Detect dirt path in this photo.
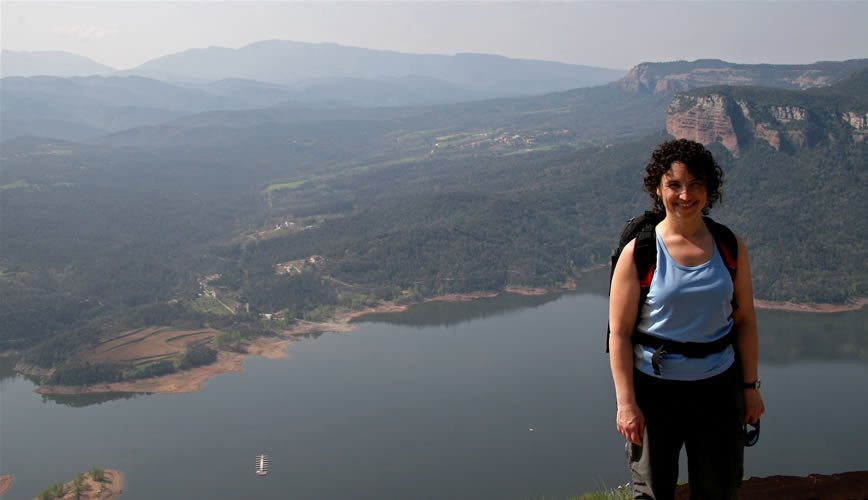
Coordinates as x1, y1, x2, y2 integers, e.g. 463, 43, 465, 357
214, 296, 236, 315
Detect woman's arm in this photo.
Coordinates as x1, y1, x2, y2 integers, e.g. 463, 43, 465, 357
732, 235, 765, 424
609, 239, 645, 445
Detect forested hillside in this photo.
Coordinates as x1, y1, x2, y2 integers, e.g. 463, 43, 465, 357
1, 61, 865, 380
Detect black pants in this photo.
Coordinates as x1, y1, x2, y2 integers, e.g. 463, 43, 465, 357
628, 364, 745, 500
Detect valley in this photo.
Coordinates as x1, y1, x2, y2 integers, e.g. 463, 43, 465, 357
1, 57, 866, 392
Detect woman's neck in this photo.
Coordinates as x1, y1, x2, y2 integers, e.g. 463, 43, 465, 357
659, 213, 706, 238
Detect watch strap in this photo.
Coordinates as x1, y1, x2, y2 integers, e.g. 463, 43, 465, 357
743, 379, 761, 390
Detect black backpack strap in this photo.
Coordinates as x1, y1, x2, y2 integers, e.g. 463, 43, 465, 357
606, 212, 660, 353
633, 221, 658, 292
632, 218, 658, 337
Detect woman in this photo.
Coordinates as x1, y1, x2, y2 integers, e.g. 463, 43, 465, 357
609, 139, 765, 499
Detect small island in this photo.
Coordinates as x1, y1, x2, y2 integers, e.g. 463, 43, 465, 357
34, 468, 123, 500
0, 475, 14, 497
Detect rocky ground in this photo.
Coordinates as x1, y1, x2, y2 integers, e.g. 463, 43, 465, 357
676, 471, 868, 499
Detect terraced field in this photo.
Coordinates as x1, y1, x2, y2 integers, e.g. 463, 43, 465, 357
89, 327, 217, 365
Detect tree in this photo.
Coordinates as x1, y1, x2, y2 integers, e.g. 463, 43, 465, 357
90, 467, 105, 482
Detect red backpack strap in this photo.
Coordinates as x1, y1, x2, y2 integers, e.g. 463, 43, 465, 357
704, 217, 738, 276
704, 217, 740, 309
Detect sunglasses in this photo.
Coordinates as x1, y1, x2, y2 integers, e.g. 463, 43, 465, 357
744, 420, 760, 447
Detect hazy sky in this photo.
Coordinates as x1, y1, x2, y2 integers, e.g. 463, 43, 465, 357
2, 1, 867, 70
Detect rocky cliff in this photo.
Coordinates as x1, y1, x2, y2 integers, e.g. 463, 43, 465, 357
665, 69, 868, 155
620, 58, 868, 95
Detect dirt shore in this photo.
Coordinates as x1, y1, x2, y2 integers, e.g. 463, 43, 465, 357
31, 286, 563, 396
754, 298, 868, 313
33, 303, 403, 396
0, 475, 13, 498
35, 336, 299, 396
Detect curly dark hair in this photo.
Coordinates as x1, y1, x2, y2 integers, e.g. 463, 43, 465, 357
644, 139, 724, 214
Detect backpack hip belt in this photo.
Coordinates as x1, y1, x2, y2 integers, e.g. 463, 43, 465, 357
633, 328, 737, 376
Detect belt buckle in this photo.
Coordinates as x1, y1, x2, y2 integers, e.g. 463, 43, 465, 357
651, 345, 667, 376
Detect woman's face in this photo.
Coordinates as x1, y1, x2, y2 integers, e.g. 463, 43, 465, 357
656, 161, 708, 219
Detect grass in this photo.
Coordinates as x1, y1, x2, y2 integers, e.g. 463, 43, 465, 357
0, 180, 33, 190
165, 331, 214, 344
530, 484, 632, 500
435, 132, 470, 142
191, 295, 234, 315
45, 148, 73, 156
102, 327, 168, 352
107, 328, 148, 341
573, 486, 632, 500
264, 180, 306, 193
127, 353, 177, 364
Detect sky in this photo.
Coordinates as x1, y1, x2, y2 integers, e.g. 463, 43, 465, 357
2, 1, 867, 71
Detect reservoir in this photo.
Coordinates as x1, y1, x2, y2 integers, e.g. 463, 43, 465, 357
1, 270, 866, 499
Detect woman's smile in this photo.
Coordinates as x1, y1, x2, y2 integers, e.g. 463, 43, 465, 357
656, 161, 708, 217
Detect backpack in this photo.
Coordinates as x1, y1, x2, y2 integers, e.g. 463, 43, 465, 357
606, 211, 739, 371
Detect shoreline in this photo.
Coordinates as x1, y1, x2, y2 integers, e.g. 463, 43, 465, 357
26, 268, 867, 396
30, 286, 569, 397
754, 297, 868, 313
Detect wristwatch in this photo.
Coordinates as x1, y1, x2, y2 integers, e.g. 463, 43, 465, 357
743, 379, 761, 390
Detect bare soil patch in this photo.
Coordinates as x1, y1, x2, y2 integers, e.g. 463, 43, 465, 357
89, 327, 217, 364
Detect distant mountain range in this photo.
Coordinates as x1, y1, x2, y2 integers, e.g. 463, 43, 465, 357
2, 41, 624, 101
1, 50, 116, 77
4, 57, 867, 146
118, 40, 625, 91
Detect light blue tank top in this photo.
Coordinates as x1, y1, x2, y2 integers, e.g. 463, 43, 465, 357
634, 227, 735, 380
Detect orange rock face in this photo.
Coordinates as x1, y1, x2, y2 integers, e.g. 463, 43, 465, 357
665, 94, 740, 155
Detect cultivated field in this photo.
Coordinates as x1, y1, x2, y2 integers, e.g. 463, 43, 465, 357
89, 327, 217, 365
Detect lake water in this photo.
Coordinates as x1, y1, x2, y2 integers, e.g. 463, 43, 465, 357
1, 270, 867, 499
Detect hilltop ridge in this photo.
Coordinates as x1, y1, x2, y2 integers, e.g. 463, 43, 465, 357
666, 68, 868, 155
618, 58, 868, 94
0, 50, 116, 77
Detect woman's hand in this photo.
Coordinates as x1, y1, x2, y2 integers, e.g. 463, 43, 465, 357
617, 402, 645, 445
743, 389, 765, 425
